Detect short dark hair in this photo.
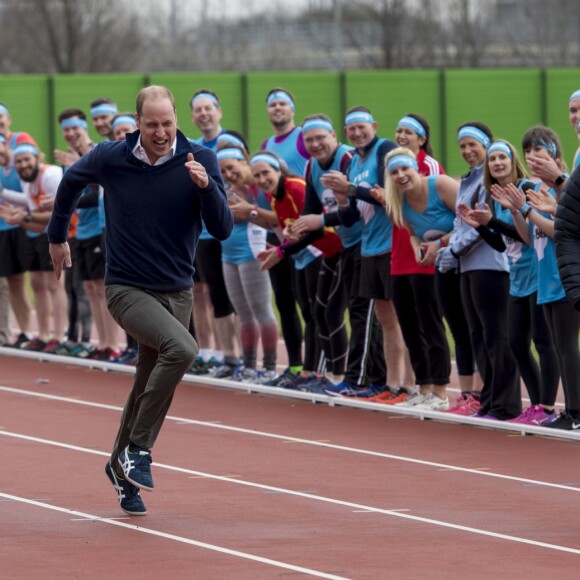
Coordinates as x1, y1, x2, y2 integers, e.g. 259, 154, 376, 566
90, 96, 116, 108
58, 108, 87, 123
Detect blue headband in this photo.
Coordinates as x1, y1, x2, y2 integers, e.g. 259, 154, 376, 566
13, 143, 38, 157
191, 93, 220, 108
0, 135, 5, 144
267, 91, 295, 112
532, 139, 558, 158
387, 154, 418, 173
217, 148, 246, 161
570, 90, 580, 102
397, 116, 426, 138
302, 119, 334, 133
250, 153, 281, 170
0, 105, 9, 116
345, 111, 374, 126
217, 133, 245, 149
457, 126, 491, 149
112, 115, 136, 129
90, 104, 118, 117
60, 118, 88, 131
487, 141, 512, 158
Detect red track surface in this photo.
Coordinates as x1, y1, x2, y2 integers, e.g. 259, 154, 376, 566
1, 355, 580, 579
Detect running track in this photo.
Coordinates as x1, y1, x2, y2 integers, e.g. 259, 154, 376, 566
1, 352, 580, 579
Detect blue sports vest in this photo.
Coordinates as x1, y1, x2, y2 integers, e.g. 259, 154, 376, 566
264, 127, 307, 176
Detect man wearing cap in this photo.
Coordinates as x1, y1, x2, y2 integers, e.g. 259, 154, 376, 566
0, 142, 67, 351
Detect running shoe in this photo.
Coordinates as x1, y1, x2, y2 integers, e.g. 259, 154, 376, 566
263, 368, 297, 388
506, 405, 552, 426
352, 385, 390, 399
414, 393, 450, 411
251, 369, 278, 384
118, 445, 154, 491
68, 343, 94, 358
24, 337, 47, 352
542, 411, 580, 430
41, 339, 61, 353
240, 368, 259, 382
7, 332, 32, 349
105, 461, 147, 516
212, 364, 236, 379
395, 391, 428, 407
370, 387, 408, 405
445, 394, 481, 416
111, 347, 138, 365
324, 380, 359, 397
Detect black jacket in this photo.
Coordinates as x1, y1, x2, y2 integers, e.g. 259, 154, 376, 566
555, 165, 580, 310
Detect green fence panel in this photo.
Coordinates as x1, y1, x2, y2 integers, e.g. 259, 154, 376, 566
444, 69, 543, 176
0, 75, 51, 157
344, 70, 444, 165
545, 68, 580, 169
52, 73, 145, 153
245, 71, 342, 154
149, 72, 244, 141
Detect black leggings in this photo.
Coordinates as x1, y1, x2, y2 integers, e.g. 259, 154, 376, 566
460, 270, 521, 419
543, 300, 580, 415
508, 292, 559, 406
196, 238, 234, 319
435, 270, 474, 376
391, 274, 450, 385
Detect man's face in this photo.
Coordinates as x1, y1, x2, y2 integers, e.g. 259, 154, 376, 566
114, 122, 136, 142
0, 142, 10, 167
62, 120, 91, 153
136, 97, 177, 164
268, 99, 293, 130
303, 128, 338, 165
15, 153, 39, 182
0, 111, 11, 136
345, 121, 376, 150
191, 97, 222, 136
92, 113, 115, 138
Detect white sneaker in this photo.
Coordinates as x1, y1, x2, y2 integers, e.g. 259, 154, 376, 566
251, 369, 278, 384
395, 391, 428, 407
414, 393, 450, 411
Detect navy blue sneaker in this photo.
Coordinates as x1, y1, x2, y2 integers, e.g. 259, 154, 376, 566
105, 461, 147, 516
354, 385, 390, 399
324, 380, 360, 397
263, 367, 297, 387
118, 445, 154, 491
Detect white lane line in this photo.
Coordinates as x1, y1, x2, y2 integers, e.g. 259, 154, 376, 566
1, 429, 580, 556
0, 385, 578, 493
0, 492, 349, 580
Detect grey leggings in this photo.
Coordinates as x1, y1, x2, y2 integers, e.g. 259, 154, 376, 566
105, 284, 197, 463
222, 260, 278, 371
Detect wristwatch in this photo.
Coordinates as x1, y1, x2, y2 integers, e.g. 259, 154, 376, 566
554, 173, 569, 186
347, 183, 357, 197
24, 210, 32, 223
249, 205, 259, 220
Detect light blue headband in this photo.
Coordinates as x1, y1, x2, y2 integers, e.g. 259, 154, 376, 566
302, 119, 334, 133
191, 93, 220, 108
397, 116, 426, 138
267, 91, 295, 112
532, 139, 558, 158
90, 104, 118, 117
570, 90, 580, 102
0, 135, 6, 144
217, 148, 246, 161
13, 143, 38, 157
487, 141, 512, 158
112, 115, 136, 129
0, 105, 9, 116
345, 111, 374, 126
387, 154, 418, 173
250, 153, 281, 170
60, 118, 88, 131
217, 133, 245, 149
457, 126, 491, 149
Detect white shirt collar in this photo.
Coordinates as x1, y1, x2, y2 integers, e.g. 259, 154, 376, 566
132, 135, 177, 166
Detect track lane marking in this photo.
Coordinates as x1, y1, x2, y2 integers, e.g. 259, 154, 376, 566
0, 492, 349, 580
0, 385, 578, 493
1, 429, 580, 556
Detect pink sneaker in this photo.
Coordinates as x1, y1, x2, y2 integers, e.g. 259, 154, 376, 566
445, 394, 481, 416
506, 405, 551, 426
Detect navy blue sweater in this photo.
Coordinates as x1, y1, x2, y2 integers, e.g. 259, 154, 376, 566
47, 130, 233, 292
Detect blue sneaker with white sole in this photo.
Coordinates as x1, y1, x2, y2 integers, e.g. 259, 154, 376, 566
105, 461, 147, 516
118, 445, 154, 491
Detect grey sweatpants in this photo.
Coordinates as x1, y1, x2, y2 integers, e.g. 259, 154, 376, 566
105, 284, 198, 465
